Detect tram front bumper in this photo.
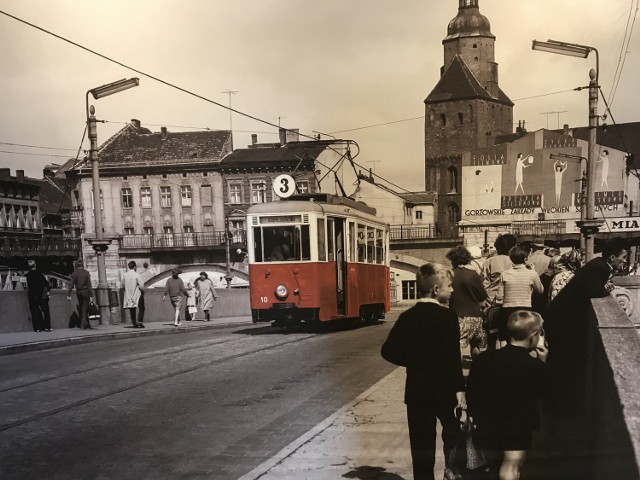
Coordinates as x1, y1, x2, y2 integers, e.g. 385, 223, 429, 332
252, 303, 318, 325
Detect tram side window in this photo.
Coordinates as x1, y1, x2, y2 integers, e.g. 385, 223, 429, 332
327, 219, 335, 261
348, 222, 356, 262
366, 226, 375, 263
252, 227, 263, 262
375, 228, 384, 264
357, 224, 366, 262
317, 219, 327, 261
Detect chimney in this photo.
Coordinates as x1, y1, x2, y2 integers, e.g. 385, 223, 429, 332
161, 126, 168, 140
563, 124, 570, 135
16, 170, 24, 181
285, 128, 300, 143
251, 134, 257, 145
43, 163, 60, 178
0, 168, 10, 178
279, 128, 287, 145
131, 119, 142, 130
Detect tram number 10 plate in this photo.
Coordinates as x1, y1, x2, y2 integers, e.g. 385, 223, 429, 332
260, 296, 269, 303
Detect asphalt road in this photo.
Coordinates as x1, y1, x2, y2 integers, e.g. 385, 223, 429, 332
0, 313, 399, 480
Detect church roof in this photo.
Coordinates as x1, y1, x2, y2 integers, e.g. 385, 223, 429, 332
425, 55, 513, 106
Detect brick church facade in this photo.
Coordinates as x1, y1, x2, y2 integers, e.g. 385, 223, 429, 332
424, 0, 513, 237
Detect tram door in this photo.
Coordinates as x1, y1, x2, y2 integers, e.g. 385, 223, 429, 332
330, 217, 346, 314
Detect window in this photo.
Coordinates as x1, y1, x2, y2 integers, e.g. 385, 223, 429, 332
375, 229, 385, 264
183, 225, 194, 233
180, 185, 192, 207
296, 181, 310, 194
446, 203, 460, 224
121, 188, 133, 208
140, 187, 151, 208
440, 113, 447, 126
317, 219, 326, 261
357, 224, 366, 262
229, 183, 242, 204
163, 226, 174, 234
415, 210, 423, 220
124, 227, 134, 235
203, 172, 208, 177
366, 226, 375, 263
252, 225, 310, 262
72, 190, 80, 208
448, 166, 458, 193
458, 113, 463, 125
162, 174, 168, 179
182, 173, 188, 178
143, 226, 154, 235
160, 186, 171, 208
402, 280, 417, 300
201, 185, 212, 207
230, 220, 245, 243
251, 181, 267, 203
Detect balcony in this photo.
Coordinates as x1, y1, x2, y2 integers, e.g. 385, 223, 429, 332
120, 231, 247, 250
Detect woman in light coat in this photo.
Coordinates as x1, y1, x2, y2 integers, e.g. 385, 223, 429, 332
196, 272, 218, 321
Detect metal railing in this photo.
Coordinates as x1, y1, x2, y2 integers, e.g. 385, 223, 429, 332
120, 231, 246, 249
389, 224, 460, 240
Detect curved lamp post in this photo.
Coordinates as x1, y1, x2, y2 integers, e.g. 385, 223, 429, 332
86, 78, 139, 324
532, 39, 603, 261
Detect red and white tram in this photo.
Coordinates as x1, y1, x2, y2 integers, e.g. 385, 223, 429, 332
246, 193, 390, 327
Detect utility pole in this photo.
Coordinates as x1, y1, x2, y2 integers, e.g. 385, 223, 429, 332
221, 90, 238, 148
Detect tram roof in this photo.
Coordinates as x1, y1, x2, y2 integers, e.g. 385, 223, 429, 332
247, 194, 380, 220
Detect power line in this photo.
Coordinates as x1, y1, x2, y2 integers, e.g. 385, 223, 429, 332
0, 149, 73, 159
0, 141, 78, 152
329, 116, 424, 135
608, 0, 639, 107
0, 9, 316, 142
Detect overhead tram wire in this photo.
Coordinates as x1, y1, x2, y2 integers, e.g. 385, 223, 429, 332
0, 9, 319, 144
607, 0, 639, 107
0, 141, 78, 152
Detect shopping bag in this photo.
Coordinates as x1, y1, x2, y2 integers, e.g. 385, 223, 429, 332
88, 301, 100, 321
464, 417, 487, 470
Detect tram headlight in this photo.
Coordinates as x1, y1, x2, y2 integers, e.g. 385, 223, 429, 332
275, 284, 288, 300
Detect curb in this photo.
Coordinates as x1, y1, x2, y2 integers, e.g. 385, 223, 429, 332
0, 319, 254, 356
237, 367, 404, 480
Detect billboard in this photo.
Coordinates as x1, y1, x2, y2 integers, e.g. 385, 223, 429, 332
461, 130, 626, 222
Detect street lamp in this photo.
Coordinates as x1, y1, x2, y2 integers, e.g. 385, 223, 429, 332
86, 78, 140, 324
550, 153, 587, 252
532, 39, 603, 261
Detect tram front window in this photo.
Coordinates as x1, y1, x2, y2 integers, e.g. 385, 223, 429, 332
254, 225, 310, 262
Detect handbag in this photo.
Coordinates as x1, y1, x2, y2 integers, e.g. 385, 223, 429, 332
482, 297, 501, 332
88, 301, 100, 320
463, 417, 487, 470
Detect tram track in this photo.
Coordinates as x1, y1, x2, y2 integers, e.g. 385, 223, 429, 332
0, 330, 320, 433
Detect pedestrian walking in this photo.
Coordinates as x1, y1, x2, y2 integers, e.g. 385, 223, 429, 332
26, 260, 51, 332
381, 263, 466, 480
163, 269, 188, 326
196, 272, 218, 321
495, 245, 543, 346
185, 282, 197, 321
123, 261, 145, 328
467, 310, 548, 480
67, 260, 94, 329
446, 246, 489, 358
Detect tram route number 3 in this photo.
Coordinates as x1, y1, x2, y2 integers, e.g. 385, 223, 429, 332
273, 174, 296, 199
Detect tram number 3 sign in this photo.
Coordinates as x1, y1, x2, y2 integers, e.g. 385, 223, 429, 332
273, 174, 296, 199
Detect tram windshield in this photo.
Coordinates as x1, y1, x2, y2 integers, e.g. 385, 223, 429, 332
252, 225, 310, 262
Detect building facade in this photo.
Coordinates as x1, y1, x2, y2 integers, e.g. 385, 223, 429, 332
424, 0, 513, 237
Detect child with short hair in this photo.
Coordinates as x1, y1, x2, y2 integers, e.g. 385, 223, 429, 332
381, 263, 466, 480
467, 310, 548, 480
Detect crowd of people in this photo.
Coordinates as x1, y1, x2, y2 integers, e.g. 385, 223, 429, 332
382, 236, 631, 480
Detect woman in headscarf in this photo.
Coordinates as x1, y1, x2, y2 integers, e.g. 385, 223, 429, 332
196, 272, 218, 321
548, 250, 582, 303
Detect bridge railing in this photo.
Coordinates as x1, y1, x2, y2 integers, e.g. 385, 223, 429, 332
120, 231, 246, 249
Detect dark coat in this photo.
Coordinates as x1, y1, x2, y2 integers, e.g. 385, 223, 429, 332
467, 344, 545, 449
381, 301, 464, 404
449, 267, 488, 318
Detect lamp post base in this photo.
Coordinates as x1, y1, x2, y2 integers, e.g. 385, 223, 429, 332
87, 238, 113, 325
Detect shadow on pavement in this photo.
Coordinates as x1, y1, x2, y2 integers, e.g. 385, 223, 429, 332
342, 465, 407, 479
232, 320, 384, 336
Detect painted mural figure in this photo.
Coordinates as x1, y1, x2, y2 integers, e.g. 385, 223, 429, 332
553, 160, 568, 207
596, 149, 610, 189
515, 153, 533, 195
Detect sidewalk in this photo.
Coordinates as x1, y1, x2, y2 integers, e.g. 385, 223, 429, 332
0, 315, 253, 356
239, 367, 445, 480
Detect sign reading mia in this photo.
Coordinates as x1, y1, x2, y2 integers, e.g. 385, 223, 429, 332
610, 218, 640, 232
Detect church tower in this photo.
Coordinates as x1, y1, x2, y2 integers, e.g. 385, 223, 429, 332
424, 0, 513, 237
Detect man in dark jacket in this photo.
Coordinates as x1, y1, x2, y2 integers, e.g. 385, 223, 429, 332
26, 260, 51, 332
381, 263, 466, 480
67, 260, 94, 329
544, 238, 628, 412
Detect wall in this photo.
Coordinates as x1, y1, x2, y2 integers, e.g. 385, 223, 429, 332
0, 288, 251, 333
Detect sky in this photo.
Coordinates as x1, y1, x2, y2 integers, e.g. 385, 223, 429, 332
0, 0, 638, 192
